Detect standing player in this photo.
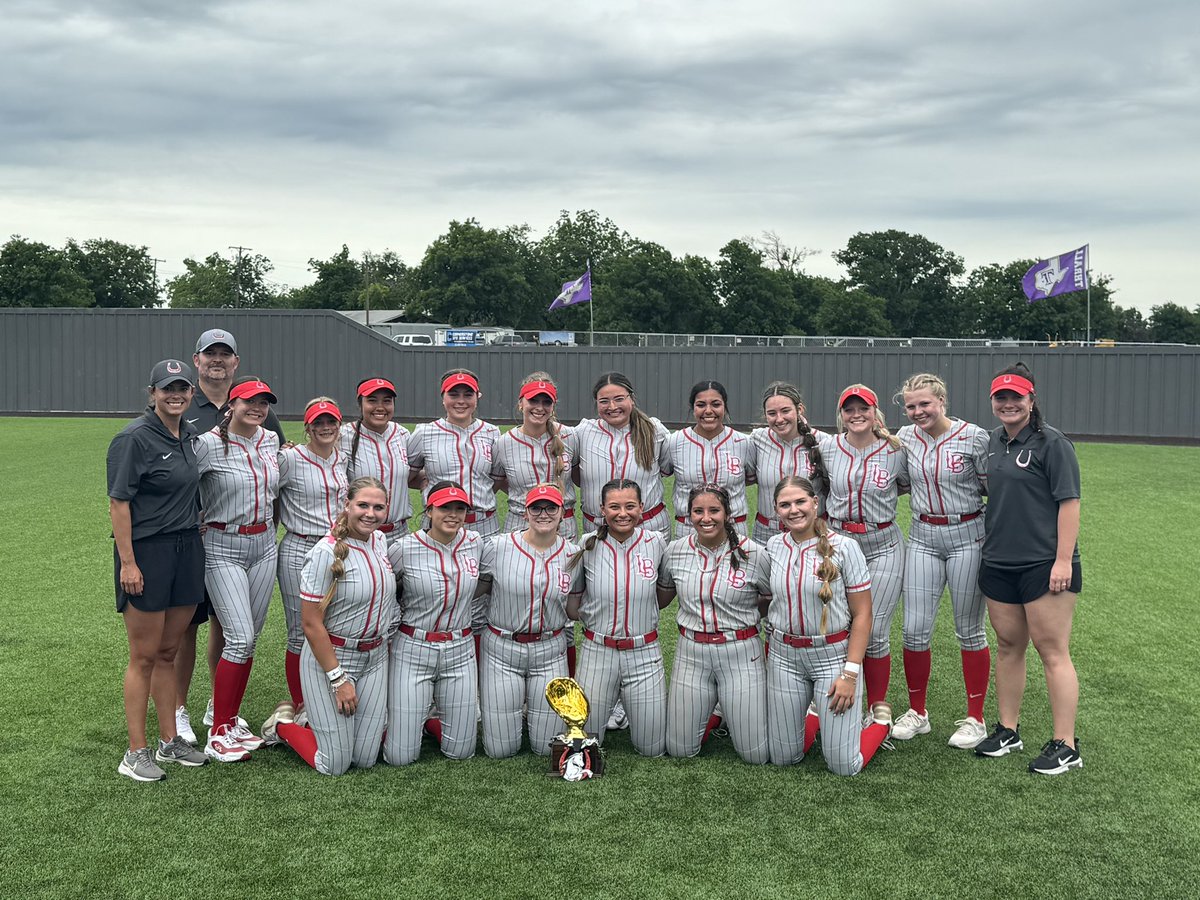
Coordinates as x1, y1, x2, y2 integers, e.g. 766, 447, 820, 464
275, 398, 349, 712
340, 377, 413, 546
975, 364, 1083, 775
108, 360, 209, 780
175, 328, 285, 744
893, 373, 992, 749
566, 479, 668, 756
385, 481, 493, 765
750, 382, 829, 545
667, 381, 756, 538
816, 385, 908, 711
196, 377, 281, 762
492, 373, 578, 537
480, 484, 579, 758
659, 484, 771, 764
574, 372, 671, 538
764, 476, 892, 775
260, 478, 395, 776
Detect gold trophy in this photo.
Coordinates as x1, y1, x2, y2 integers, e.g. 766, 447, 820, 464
545, 677, 604, 779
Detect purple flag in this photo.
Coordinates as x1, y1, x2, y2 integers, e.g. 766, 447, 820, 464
1022, 245, 1089, 302
549, 268, 592, 310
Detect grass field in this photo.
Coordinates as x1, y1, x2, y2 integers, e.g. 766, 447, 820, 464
2, 419, 1197, 899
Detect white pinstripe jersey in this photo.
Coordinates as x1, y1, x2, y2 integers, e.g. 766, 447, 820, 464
409, 418, 502, 512
570, 527, 666, 637
750, 427, 826, 514
816, 432, 909, 523
574, 417, 671, 520
277, 445, 349, 537
897, 419, 989, 516
667, 426, 756, 521
487, 533, 579, 634
300, 531, 396, 641
195, 428, 280, 525
658, 535, 770, 632
388, 528, 494, 633
339, 422, 413, 525
764, 531, 872, 636
490, 425, 578, 514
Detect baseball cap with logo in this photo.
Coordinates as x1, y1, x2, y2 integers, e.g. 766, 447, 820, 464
150, 359, 195, 389
519, 380, 557, 402
428, 485, 472, 508
838, 385, 879, 409
303, 401, 342, 424
524, 484, 564, 508
990, 374, 1035, 397
229, 378, 277, 403
196, 329, 238, 354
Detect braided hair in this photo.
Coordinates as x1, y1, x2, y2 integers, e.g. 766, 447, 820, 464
321, 476, 388, 612
761, 381, 829, 491
593, 372, 658, 471
687, 483, 747, 571
569, 478, 643, 570
774, 475, 839, 634
994, 362, 1043, 432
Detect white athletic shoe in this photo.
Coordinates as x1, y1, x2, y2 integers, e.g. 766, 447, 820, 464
228, 722, 264, 751
205, 724, 251, 763
869, 701, 893, 733
605, 699, 629, 732
261, 701, 296, 747
295, 704, 310, 728
891, 708, 932, 740
175, 705, 198, 745
203, 698, 248, 729
948, 716, 988, 750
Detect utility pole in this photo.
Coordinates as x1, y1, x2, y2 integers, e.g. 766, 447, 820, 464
229, 245, 252, 307
151, 258, 166, 307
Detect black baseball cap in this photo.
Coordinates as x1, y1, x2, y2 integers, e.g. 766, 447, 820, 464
150, 359, 195, 389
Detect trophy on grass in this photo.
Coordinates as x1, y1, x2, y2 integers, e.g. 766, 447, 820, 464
545, 677, 605, 780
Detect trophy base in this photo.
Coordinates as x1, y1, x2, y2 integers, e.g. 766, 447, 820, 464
548, 736, 605, 778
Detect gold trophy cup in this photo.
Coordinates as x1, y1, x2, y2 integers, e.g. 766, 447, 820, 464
545, 677, 604, 778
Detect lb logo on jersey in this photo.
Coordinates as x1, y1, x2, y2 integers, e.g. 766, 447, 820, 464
727, 568, 747, 589
557, 571, 573, 594
867, 463, 891, 489
721, 451, 743, 476
462, 556, 480, 577
635, 555, 656, 580
479, 441, 493, 462
944, 452, 966, 474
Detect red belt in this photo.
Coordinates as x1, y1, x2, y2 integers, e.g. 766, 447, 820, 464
919, 511, 982, 526
676, 514, 748, 524
583, 501, 665, 525
830, 518, 893, 534
288, 531, 320, 540
328, 633, 384, 652
377, 522, 396, 534
488, 625, 564, 644
206, 521, 269, 535
678, 625, 759, 644
778, 629, 850, 648
465, 509, 496, 525
583, 628, 658, 650
400, 623, 471, 643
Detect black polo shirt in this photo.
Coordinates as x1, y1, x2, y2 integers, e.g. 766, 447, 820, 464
982, 423, 1081, 568
107, 411, 202, 540
185, 390, 285, 442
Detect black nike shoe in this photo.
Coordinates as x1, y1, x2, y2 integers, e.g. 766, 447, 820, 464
974, 723, 1023, 757
1028, 738, 1083, 775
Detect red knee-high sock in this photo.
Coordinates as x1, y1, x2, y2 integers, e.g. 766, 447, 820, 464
701, 713, 723, 744
566, 643, 577, 677
961, 647, 991, 720
277, 721, 318, 769
285, 651, 303, 707
803, 708, 820, 754
424, 717, 444, 742
863, 654, 891, 706
860, 722, 890, 767
213, 657, 253, 727
903, 648, 932, 715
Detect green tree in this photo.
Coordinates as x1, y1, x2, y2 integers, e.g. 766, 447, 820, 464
715, 240, 796, 335
834, 230, 966, 336
964, 261, 1116, 341
0, 236, 91, 307
813, 280, 893, 336
167, 251, 280, 309
65, 238, 159, 308
1112, 306, 1149, 342
580, 241, 719, 335
538, 210, 631, 274
1148, 303, 1200, 344
290, 245, 363, 310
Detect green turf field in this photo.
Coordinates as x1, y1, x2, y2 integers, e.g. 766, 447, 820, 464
2, 419, 1197, 899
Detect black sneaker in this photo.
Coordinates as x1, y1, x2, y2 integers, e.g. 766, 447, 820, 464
974, 723, 1023, 757
1028, 738, 1082, 775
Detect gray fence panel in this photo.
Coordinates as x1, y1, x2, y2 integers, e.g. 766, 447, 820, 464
1, 309, 1196, 441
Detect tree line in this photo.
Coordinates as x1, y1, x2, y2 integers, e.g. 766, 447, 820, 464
3, 212, 1198, 343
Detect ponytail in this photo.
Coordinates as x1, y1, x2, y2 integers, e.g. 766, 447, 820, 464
218, 406, 232, 456
798, 419, 828, 489
872, 413, 903, 450
546, 417, 568, 484
813, 517, 839, 634
349, 417, 364, 465
320, 512, 352, 613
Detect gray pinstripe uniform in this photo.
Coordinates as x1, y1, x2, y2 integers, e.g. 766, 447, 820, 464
339, 421, 413, 547
898, 420, 990, 652
667, 426, 756, 538
480, 533, 579, 758
817, 432, 908, 658
569, 527, 667, 756
659, 535, 771, 764
276, 445, 349, 654
385, 528, 493, 765
575, 417, 672, 537
491, 424, 578, 537
409, 418, 502, 537
763, 531, 873, 774
196, 428, 280, 664
298, 532, 395, 775
750, 427, 826, 545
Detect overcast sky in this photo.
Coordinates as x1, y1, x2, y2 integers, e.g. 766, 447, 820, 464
3, 0, 1196, 313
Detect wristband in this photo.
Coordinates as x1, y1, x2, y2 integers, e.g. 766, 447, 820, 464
326, 665, 345, 683
842, 661, 861, 675
330, 674, 351, 691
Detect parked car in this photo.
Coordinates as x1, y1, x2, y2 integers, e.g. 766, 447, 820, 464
393, 333, 434, 346
539, 331, 576, 346
492, 334, 535, 346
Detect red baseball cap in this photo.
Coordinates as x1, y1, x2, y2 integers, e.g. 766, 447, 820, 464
990, 374, 1035, 397
428, 485, 472, 508
441, 372, 480, 393
519, 380, 557, 401
524, 484, 564, 508
357, 378, 396, 398
303, 401, 342, 424
229, 379, 277, 403
838, 386, 878, 408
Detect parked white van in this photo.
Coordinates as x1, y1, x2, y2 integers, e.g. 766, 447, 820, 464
393, 333, 435, 346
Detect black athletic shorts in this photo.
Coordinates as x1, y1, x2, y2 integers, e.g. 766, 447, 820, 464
114, 530, 205, 614
978, 560, 1082, 606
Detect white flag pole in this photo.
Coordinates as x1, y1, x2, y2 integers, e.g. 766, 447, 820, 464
1085, 244, 1092, 345
588, 259, 594, 347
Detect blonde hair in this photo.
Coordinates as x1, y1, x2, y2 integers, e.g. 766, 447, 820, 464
321, 477, 388, 612
774, 475, 839, 633
837, 383, 901, 449
518, 371, 568, 486
895, 373, 948, 412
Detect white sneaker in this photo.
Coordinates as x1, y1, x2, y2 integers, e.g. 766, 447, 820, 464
948, 716, 988, 749
203, 698, 247, 729
295, 704, 309, 728
261, 701, 295, 746
228, 722, 264, 751
175, 705, 198, 745
891, 708, 931, 740
605, 699, 629, 732
204, 724, 250, 763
